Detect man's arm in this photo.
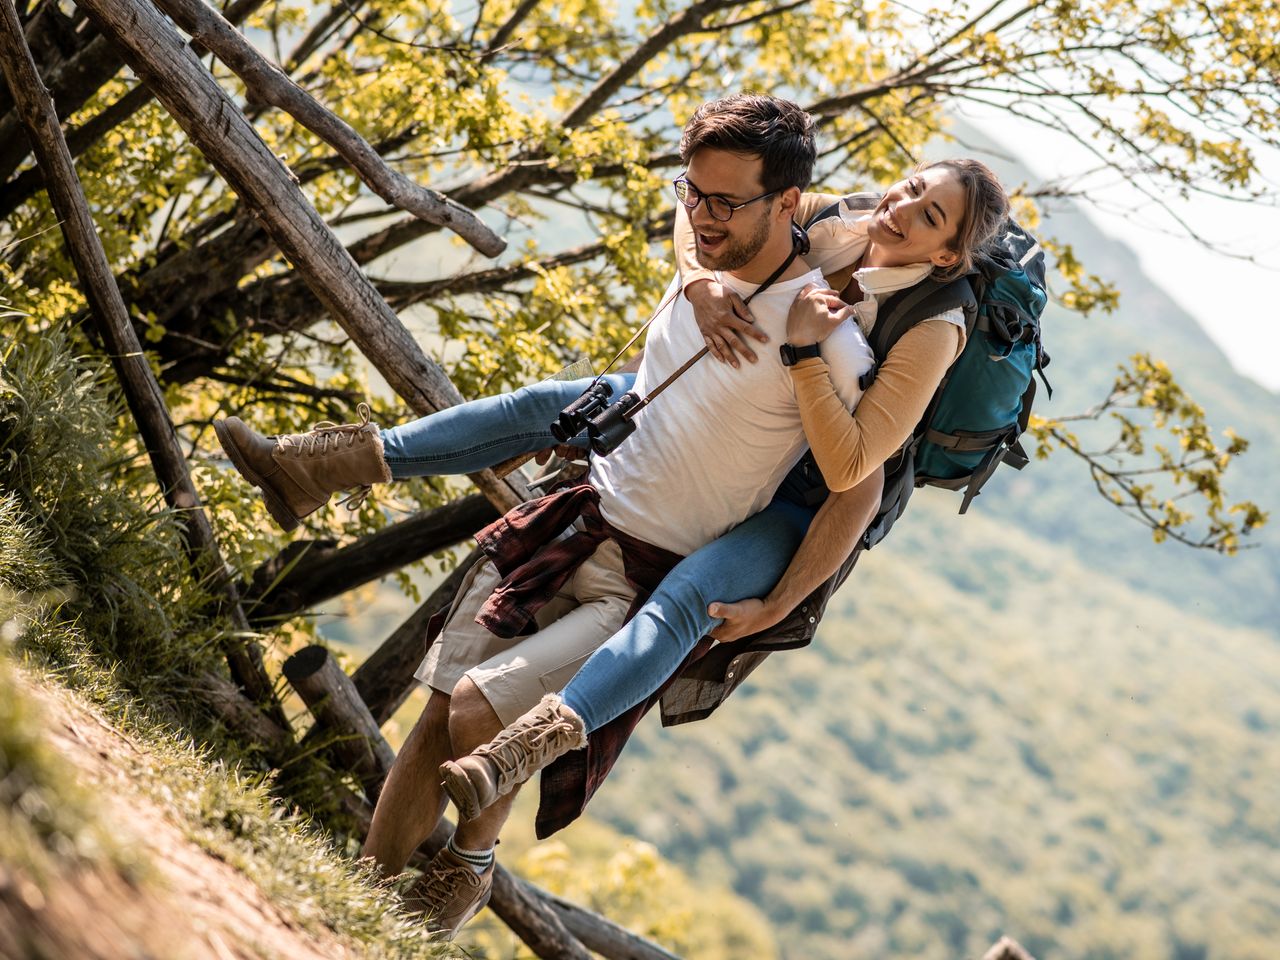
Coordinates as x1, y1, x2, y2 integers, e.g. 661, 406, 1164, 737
708, 465, 884, 642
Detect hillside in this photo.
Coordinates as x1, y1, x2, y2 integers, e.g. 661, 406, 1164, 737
962, 144, 1280, 631
0, 660, 455, 960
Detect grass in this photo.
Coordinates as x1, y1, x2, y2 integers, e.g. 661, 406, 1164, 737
0, 319, 457, 958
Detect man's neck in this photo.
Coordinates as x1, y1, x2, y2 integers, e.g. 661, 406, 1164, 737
727, 225, 809, 285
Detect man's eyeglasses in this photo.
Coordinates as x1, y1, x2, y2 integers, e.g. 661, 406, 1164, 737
672, 176, 778, 222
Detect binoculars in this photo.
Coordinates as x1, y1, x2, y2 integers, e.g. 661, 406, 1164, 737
550, 381, 641, 455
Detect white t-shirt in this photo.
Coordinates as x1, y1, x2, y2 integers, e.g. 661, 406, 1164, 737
588, 268, 875, 555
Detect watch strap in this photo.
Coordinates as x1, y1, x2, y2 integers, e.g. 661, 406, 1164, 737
780, 342, 821, 366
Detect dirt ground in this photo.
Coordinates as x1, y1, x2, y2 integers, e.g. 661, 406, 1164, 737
1, 675, 365, 960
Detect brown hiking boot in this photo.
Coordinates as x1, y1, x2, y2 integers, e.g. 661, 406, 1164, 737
440, 694, 587, 822
406, 846, 494, 938
213, 403, 391, 531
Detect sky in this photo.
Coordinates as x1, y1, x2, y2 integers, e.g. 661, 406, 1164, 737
960, 104, 1280, 393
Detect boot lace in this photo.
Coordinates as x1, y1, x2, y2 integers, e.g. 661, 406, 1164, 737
420, 857, 479, 908
291, 402, 374, 458
282, 402, 375, 512
483, 713, 579, 784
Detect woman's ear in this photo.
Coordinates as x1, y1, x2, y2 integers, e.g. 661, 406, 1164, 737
931, 247, 960, 268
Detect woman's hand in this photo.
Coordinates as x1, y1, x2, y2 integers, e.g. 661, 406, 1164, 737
707, 598, 785, 643
786, 283, 856, 347
686, 279, 768, 368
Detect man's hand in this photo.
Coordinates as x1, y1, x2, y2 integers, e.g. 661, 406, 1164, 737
786, 283, 856, 347
686, 278, 768, 368
534, 444, 583, 465
708, 598, 785, 643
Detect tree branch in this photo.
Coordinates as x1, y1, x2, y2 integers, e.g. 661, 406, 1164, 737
73, 0, 528, 516
153, 0, 505, 257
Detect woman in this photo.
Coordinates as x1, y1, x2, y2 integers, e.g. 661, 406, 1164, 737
216, 156, 1008, 845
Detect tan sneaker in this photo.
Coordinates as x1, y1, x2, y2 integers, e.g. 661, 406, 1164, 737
440, 694, 586, 821
213, 402, 391, 531
406, 846, 494, 938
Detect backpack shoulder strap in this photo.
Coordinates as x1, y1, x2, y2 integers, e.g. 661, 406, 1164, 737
869, 276, 978, 365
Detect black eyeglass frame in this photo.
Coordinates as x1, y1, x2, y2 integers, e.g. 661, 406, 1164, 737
672, 176, 779, 222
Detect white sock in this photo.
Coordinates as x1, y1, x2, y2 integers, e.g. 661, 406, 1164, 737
447, 834, 495, 874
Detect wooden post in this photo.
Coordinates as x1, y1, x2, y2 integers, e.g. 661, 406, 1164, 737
243, 496, 497, 625
0, 0, 284, 725
983, 937, 1036, 960
283, 645, 396, 801
69, 0, 529, 517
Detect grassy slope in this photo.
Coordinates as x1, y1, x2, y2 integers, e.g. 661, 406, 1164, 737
0, 640, 461, 960
589, 494, 1280, 960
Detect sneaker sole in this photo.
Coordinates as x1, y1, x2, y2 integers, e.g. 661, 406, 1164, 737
213, 419, 301, 533
439, 761, 484, 822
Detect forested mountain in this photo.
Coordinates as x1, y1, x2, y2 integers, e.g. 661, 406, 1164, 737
591, 498, 1279, 959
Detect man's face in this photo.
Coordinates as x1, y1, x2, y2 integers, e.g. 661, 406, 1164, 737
865, 166, 966, 268
684, 148, 777, 272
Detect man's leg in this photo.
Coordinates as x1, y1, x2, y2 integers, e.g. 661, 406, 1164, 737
361, 690, 453, 875
446, 676, 518, 849
412, 541, 635, 935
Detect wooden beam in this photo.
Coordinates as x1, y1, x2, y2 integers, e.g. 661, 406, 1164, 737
244, 495, 496, 625
0, 0, 284, 725
70, 0, 529, 517
283, 645, 397, 802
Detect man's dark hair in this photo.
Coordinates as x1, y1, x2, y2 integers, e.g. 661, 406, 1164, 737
678, 94, 817, 194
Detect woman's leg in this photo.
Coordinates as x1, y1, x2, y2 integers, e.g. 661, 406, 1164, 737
380, 373, 635, 479
560, 498, 818, 732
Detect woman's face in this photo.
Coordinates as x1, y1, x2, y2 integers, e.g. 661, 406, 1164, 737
864, 167, 966, 268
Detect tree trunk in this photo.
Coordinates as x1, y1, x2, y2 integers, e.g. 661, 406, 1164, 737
71, 0, 528, 517
151, 0, 504, 256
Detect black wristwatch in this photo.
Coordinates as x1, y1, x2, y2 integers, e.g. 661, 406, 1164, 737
779, 342, 821, 366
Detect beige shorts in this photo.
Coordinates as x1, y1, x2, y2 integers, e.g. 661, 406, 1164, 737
415, 538, 635, 726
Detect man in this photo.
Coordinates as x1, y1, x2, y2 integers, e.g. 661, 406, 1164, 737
359, 94, 878, 934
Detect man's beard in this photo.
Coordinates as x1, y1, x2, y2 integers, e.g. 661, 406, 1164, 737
693, 211, 772, 271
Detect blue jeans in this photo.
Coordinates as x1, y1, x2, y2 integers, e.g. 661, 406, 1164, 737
379, 375, 823, 733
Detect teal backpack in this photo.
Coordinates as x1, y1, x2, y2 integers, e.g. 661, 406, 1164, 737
803, 196, 1050, 547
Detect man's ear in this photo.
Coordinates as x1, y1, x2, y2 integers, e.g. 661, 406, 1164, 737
777, 186, 802, 221
931, 247, 960, 268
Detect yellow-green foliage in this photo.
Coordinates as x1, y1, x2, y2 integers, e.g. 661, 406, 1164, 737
4, 0, 1271, 570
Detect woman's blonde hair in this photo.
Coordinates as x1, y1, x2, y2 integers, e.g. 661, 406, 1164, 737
920, 158, 1010, 281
